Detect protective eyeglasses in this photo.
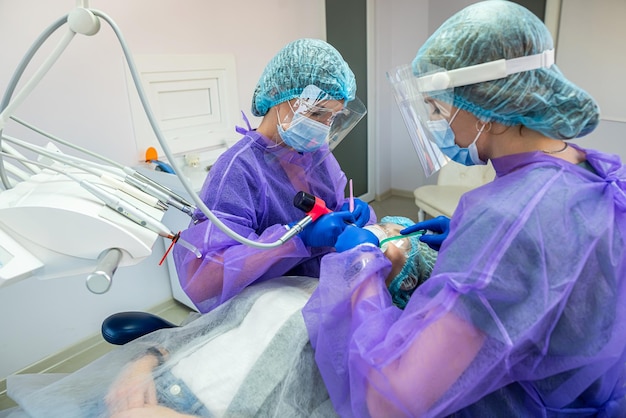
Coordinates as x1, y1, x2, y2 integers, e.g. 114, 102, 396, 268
282, 85, 367, 150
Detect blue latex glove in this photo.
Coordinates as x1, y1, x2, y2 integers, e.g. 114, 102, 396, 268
335, 225, 379, 253
340, 198, 371, 227
400, 216, 450, 251
298, 211, 356, 247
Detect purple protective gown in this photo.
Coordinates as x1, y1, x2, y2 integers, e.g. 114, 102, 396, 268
173, 130, 374, 313
304, 144, 626, 417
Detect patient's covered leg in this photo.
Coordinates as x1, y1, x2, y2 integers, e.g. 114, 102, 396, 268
7, 276, 337, 418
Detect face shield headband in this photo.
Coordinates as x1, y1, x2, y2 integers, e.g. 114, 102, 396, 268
276, 85, 366, 153
387, 49, 554, 177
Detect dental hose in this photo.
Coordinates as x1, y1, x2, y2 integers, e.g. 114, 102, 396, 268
0, 7, 300, 249
0, 151, 201, 259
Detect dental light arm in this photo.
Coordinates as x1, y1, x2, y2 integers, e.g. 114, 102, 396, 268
0, 15, 67, 188
10, 115, 123, 169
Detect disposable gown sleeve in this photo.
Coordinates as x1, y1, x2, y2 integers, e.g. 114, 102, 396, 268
304, 151, 626, 417
303, 245, 485, 418
174, 215, 313, 313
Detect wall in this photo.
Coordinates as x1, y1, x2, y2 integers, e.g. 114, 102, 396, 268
373, 0, 475, 195
0, 0, 325, 380
555, 0, 626, 159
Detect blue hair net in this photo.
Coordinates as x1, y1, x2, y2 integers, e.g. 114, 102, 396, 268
251, 38, 356, 117
412, 0, 599, 139
377, 216, 438, 309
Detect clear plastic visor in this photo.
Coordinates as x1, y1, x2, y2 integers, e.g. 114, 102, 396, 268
387, 50, 555, 176
387, 64, 454, 177
278, 85, 367, 151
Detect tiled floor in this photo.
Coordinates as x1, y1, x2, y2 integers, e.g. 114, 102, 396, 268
369, 194, 420, 223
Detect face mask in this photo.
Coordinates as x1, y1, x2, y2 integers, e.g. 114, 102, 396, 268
426, 118, 486, 166
277, 112, 330, 153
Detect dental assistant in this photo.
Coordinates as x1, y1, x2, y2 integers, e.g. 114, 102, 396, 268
173, 38, 374, 313
304, 1, 626, 416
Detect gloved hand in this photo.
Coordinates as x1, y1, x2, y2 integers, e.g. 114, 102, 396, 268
298, 211, 356, 247
335, 225, 379, 253
400, 216, 450, 251
340, 198, 371, 227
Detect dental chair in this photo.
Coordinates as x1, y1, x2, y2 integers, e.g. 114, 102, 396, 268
413, 160, 495, 222
102, 311, 179, 345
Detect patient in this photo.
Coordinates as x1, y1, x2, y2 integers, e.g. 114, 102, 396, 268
5, 217, 436, 418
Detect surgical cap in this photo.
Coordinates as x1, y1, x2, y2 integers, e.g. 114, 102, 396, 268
377, 216, 437, 309
412, 0, 599, 139
251, 38, 356, 117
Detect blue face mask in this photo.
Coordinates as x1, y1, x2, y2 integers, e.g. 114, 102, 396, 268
426, 119, 486, 166
277, 113, 330, 153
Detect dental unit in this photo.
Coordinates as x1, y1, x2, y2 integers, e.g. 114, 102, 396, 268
0, 1, 310, 294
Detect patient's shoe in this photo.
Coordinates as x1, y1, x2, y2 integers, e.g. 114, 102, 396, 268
101, 311, 178, 345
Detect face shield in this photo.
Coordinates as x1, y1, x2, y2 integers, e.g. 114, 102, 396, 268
387, 49, 555, 177
276, 85, 366, 153
387, 64, 454, 177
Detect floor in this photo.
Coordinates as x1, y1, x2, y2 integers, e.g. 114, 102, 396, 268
369, 194, 420, 222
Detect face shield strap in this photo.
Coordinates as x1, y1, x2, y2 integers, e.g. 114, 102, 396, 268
417, 49, 555, 92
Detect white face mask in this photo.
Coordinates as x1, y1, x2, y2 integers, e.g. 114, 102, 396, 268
277, 112, 330, 152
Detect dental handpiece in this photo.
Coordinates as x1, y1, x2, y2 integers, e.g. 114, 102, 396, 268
124, 174, 196, 216
279, 191, 333, 243
293, 191, 332, 221
125, 168, 195, 208
100, 174, 168, 211
80, 180, 175, 239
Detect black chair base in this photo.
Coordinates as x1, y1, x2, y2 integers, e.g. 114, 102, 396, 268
101, 311, 178, 345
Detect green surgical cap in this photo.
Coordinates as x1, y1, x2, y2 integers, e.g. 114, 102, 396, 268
251, 38, 356, 117
413, 0, 599, 139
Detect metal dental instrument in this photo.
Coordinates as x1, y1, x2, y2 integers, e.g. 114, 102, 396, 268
2, 134, 168, 211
